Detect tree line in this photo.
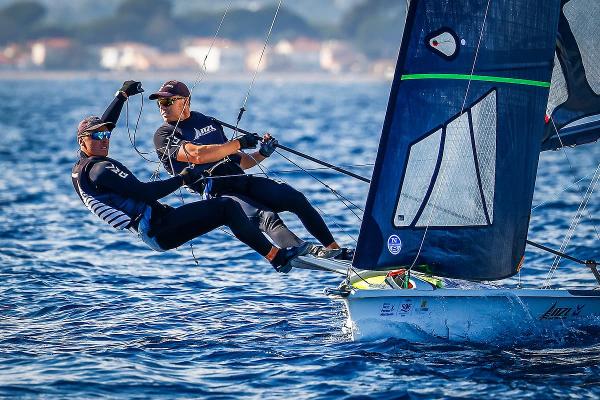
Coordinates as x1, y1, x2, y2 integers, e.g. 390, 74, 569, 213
0, 0, 404, 59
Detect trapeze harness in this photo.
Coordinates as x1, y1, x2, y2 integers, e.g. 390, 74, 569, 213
71, 155, 167, 252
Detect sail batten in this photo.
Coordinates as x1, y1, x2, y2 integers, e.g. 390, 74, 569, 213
353, 0, 562, 280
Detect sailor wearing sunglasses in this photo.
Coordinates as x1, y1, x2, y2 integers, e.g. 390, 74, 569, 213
151, 80, 354, 261
71, 81, 307, 273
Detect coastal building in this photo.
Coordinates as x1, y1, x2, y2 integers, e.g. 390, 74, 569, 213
245, 40, 270, 73
100, 42, 159, 71
30, 38, 79, 69
371, 58, 396, 79
183, 38, 245, 73
320, 40, 367, 74
269, 37, 322, 72
1, 43, 32, 69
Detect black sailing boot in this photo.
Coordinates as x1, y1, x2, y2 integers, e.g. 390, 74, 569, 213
270, 243, 312, 273
308, 245, 355, 261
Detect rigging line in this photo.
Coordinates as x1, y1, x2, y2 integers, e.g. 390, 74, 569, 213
274, 149, 365, 216
154, 163, 371, 180
152, 1, 232, 180
531, 173, 592, 210
274, 149, 361, 245
125, 95, 159, 164
408, 0, 492, 272
230, 163, 374, 176
545, 162, 600, 287
242, 147, 272, 181
154, 2, 233, 181
232, 0, 283, 135
550, 116, 600, 241
150, 3, 233, 264
215, 117, 372, 182
544, 161, 600, 287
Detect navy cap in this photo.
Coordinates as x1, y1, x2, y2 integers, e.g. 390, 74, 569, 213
149, 80, 190, 100
77, 116, 115, 136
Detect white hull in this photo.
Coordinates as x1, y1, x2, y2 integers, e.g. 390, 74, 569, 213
342, 286, 600, 343
291, 256, 600, 343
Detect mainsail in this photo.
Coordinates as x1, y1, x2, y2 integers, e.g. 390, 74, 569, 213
543, 0, 600, 151
353, 0, 562, 280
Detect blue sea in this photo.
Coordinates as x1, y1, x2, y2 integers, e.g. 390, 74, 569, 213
1, 78, 599, 399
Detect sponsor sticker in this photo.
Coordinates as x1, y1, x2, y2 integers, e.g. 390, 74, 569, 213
380, 303, 395, 317
387, 235, 402, 255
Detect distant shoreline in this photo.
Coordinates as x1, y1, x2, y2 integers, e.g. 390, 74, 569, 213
0, 70, 390, 83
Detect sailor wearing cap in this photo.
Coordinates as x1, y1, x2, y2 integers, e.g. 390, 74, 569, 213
151, 80, 354, 261
71, 81, 306, 273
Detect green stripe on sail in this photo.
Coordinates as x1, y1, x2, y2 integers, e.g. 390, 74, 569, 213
401, 73, 551, 88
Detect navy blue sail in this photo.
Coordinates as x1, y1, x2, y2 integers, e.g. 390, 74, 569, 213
542, 0, 600, 151
353, 0, 562, 280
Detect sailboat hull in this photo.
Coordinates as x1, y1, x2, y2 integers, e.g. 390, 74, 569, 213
342, 287, 600, 343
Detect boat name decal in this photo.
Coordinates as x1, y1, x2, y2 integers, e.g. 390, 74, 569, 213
539, 302, 585, 320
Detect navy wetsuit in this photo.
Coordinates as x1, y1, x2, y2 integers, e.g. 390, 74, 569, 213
72, 96, 273, 256
154, 112, 335, 247
154, 112, 336, 247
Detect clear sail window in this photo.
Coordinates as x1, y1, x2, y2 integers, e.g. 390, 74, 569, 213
564, 0, 600, 95
393, 90, 497, 228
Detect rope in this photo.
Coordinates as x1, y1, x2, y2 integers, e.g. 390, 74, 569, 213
232, 0, 283, 134
543, 160, 600, 288
273, 149, 360, 245
125, 95, 159, 164
549, 117, 600, 242
538, 115, 600, 286
531, 173, 593, 211
154, 2, 233, 180
219, 0, 284, 206
148, 3, 234, 263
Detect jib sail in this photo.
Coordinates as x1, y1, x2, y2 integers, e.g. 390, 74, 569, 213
353, 0, 562, 280
543, 0, 600, 151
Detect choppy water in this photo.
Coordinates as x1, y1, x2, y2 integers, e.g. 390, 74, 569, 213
1, 78, 599, 398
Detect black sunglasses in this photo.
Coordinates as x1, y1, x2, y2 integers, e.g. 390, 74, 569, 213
157, 96, 187, 107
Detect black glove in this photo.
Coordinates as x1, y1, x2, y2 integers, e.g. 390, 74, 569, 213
119, 80, 144, 97
179, 166, 204, 186
259, 137, 278, 157
237, 133, 259, 150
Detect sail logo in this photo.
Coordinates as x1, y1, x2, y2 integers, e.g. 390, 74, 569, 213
194, 125, 217, 140
426, 28, 460, 60
387, 235, 402, 255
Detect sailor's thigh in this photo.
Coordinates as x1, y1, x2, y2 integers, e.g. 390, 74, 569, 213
244, 176, 304, 211
156, 198, 235, 238
220, 194, 271, 218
